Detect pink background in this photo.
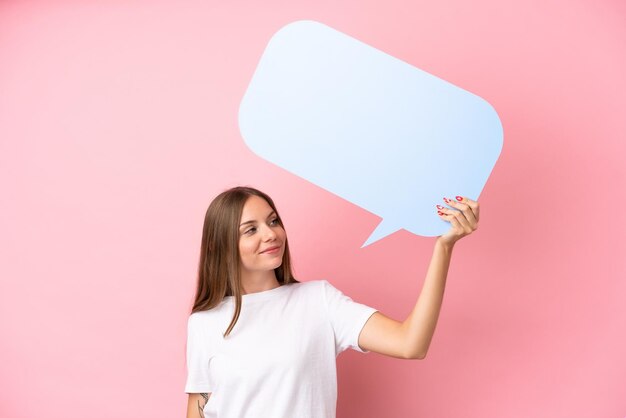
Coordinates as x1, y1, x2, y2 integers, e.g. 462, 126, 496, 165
1, 1, 624, 417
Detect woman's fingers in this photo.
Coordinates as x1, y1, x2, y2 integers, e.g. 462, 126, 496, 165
443, 197, 478, 229
441, 205, 473, 233
447, 212, 465, 232
456, 196, 480, 221
436, 195, 480, 241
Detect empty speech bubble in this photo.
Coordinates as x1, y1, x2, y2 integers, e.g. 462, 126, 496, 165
239, 20, 503, 247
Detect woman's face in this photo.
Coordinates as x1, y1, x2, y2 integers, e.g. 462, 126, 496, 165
238, 195, 287, 277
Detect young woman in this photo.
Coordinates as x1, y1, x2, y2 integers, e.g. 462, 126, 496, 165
185, 186, 479, 418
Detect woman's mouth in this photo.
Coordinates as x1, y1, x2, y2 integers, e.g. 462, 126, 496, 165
260, 245, 281, 254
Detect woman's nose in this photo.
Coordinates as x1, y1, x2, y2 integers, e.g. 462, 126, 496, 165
262, 225, 277, 241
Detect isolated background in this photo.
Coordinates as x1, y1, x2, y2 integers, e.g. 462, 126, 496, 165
1, 1, 624, 417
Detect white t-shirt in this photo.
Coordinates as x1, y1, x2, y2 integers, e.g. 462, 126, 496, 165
185, 279, 378, 418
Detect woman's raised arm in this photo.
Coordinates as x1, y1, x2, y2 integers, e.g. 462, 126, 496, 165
358, 196, 479, 359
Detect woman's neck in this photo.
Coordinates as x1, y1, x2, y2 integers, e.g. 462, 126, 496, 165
240, 271, 280, 295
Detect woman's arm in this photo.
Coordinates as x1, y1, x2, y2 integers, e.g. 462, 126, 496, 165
186, 393, 210, 418
358, 196, 479, 359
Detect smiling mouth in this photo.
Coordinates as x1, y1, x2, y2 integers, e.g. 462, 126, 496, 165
260, 246, 281, 254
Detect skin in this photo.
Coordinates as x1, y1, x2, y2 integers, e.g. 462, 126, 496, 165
358, 195, 480, 359
187, 195, 479, 416
236, 195, 286, 294
186, 393, 208, 418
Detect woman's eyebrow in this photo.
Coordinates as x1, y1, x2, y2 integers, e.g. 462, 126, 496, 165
239, 211, 276, 227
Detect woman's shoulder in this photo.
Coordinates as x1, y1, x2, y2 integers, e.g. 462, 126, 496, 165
288, 279, 331, 298
293, 279, 336, 289
291, 279, 327, 290
188, 303, 229, 326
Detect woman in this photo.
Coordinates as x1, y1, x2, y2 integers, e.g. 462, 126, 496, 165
185, 186, 479, 418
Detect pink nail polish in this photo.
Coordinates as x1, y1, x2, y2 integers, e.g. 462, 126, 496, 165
456, 196, 463, 201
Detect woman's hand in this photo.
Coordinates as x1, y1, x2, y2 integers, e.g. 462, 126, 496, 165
436, 196, 480, 248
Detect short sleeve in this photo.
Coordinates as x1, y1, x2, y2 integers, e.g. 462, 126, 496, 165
321, 280, 378, 355
184, 314, 213, 393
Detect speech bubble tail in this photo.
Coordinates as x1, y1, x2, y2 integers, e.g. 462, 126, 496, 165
361, 219, 399, 248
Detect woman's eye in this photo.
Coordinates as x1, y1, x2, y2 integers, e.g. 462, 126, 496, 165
245, 227, 256, 234
270, 218, 279, 226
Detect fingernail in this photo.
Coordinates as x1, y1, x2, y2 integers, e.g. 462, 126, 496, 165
437, 211, 443, 215
443, 197, 450, 203
456, 196, 463, 201
436, 205, 444, 210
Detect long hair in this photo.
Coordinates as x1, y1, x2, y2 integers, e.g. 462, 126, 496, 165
192, 186, 299, 337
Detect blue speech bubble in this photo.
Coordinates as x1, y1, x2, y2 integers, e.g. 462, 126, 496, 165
239, 20, 503, 247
